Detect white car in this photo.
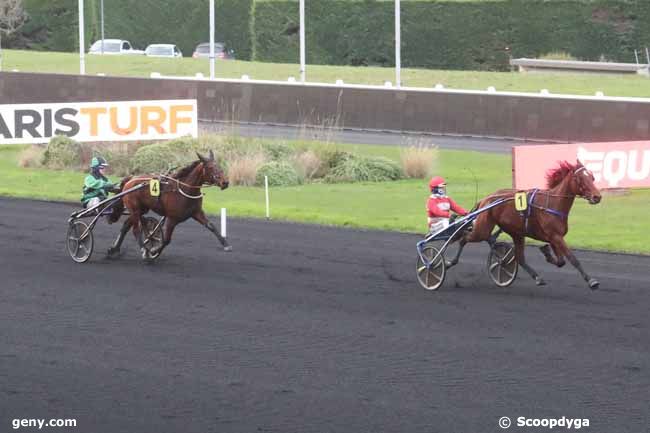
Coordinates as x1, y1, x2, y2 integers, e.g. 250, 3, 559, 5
88, 39, 144, 55
144, 44, 183, 58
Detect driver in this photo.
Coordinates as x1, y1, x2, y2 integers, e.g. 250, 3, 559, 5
427, 176, 468, 233
81, 156, 118, 209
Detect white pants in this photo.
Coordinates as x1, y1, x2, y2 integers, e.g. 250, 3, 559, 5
86, 197, 101, 209
428, 218, 449, 234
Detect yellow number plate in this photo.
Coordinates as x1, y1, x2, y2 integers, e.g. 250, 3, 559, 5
149, 179, 160, 197
514, 191, 527, 212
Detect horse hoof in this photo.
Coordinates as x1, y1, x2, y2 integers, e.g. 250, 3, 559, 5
223, 245, 233, 252
536, 278, 546, 286
588, 279, 600, 290
444, 260, 453, 268
106, 247, 121, 258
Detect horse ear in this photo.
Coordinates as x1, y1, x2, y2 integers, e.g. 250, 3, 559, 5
209, 149, 214, 161
196, 151, 206, 162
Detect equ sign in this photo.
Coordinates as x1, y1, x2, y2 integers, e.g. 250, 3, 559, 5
0, 100, 198, 144
513, 141, 650, 190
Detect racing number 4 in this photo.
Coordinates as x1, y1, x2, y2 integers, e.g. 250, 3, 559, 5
514, 192, 528, 212
149, 179, 160, 197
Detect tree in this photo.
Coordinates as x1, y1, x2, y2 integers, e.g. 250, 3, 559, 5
0, 0, 29, 71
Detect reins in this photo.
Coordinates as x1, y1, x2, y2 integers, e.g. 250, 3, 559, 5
125, 167, 219, 201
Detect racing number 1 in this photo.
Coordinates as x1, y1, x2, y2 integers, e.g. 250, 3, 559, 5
514, 192, 527, 212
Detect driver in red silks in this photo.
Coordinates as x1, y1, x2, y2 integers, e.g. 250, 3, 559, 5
426, 176, 468, 234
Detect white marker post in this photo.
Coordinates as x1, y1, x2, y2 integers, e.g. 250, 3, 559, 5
78, 0, 85, 75
220, 208, 227, 238
265, 175, 270, 219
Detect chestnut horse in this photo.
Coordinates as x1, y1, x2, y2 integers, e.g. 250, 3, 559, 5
107, 150, 231, 260
447, 160, 602, 289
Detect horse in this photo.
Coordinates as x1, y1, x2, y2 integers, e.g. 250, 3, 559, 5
447, 160, 602, 289
107, 150, 231, 260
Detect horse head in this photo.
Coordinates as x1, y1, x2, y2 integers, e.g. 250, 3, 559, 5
571, 160, 601, 204
196, 150, 229, 190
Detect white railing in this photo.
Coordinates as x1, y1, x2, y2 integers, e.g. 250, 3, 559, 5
142, 71, 650, 104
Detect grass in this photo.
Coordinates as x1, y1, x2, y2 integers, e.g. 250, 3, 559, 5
4, 49, 650, 97
1, 142, 649, 254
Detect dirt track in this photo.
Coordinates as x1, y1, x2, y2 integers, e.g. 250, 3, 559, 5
1, 198, 648, 433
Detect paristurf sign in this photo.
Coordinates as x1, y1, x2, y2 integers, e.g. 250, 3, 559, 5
0, 100, 198, 144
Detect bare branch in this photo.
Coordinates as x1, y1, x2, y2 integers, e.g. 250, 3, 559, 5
0, 0, 28, 36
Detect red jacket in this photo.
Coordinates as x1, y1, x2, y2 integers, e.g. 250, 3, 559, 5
427, 196, 468, 219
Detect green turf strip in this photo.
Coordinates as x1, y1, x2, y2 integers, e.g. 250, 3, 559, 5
1, 142, 648, 254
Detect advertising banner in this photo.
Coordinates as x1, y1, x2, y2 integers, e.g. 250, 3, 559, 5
0, 100, 198, 144
513, 141, 650, 189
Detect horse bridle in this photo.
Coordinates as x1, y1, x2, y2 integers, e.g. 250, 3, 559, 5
571, 166, 598, 201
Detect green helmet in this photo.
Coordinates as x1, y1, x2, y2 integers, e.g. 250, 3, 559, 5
90, 156, 108, 169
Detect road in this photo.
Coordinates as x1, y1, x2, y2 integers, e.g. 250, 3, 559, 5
1, 198, 648, 433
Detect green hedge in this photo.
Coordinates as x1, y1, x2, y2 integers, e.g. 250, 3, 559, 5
12, 0, 650, 71
16, 0, 97, 51
15, 0, 253, 60
252, 0, 650, 71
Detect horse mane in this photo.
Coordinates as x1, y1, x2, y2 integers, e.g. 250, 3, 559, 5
545, 161, 577, 189
173, 160, 202, 180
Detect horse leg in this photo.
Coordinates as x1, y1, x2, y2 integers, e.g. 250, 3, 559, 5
447, 213, 498, 268
513, 235, 545, 286
446, 238, 466, 268
551, 236, 599, 290
539, 243, 566, 268
148, 219, 177, 257
487, 228, 503, 247
107, 218, 132, 257
192, 210, 232, 252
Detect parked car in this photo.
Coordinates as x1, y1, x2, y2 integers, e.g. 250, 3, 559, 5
145, 44, 183, 58
192, 42, 235, 60
89, 39, 144, 55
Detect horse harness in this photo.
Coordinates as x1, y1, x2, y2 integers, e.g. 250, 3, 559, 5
159, 175, 205, 200
520, 189, 569, 233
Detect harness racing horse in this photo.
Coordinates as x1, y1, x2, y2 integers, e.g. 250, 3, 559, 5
107, 150, 231, 260
447, 160, 602, 289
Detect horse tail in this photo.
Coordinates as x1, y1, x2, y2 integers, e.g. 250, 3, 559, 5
107, 176, 132, 224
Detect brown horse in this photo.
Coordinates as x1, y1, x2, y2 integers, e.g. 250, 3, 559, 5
107, 150, 230, 260
447, 160, 602, 289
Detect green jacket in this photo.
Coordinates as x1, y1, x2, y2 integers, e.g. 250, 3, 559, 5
81, 174, 114, 204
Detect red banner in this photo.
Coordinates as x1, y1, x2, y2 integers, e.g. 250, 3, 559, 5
512, 141, 650, 189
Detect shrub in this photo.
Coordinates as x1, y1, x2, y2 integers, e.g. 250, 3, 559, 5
256, 161, 302, 186
325, 156, 403, 183
261, 141, 293, 161
18, 146, 45, 168
539, 51, 578, 61
165, 136, 201, 154
98, 149, 132, 177
131, 143, 188, 174
400, 145, 438, 179
293, 150, 322, 180
42, 135, 82, 169
228, 153, 267, 186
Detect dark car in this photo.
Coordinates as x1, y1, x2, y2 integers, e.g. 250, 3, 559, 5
192, 42, 235, 60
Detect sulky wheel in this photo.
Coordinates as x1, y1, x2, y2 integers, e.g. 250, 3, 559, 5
139, 216, 165, 260
487, 241, 518, 287
416, 245, 446, 291
66, 220, 94, 263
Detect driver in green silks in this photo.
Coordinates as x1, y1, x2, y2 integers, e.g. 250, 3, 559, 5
81, 156, 119, 209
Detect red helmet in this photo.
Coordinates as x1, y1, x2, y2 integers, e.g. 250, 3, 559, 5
429, 176, 446, 190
